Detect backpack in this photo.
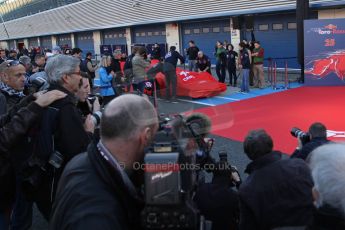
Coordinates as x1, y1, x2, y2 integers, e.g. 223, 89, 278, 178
123, 55, 134, 82
21, 106, 61, 201
80, 59, 89, 73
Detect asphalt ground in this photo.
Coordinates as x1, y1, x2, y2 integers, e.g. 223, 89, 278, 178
30, 89, 253, 230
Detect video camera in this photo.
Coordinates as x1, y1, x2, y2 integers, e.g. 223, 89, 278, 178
141, 113, 230, 230
28, 72, 49, 93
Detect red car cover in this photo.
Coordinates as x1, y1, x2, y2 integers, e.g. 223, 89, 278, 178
150, 60, 226, 98
155, 69, 227, 98
120, 59, 226, 98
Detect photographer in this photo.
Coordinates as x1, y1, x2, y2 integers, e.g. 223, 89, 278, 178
0, 90, 66, 230
239, 129, 314, 229
24, 54, 95, 220
291, 122, 330, 160
76, 72, 101, 142
50, 94, 158, 230
195, 154, 240, 230
76, 72, 101, 116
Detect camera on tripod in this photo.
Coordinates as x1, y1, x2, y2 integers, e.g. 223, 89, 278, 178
290, 127, 311, 145
141, 113, 215, 230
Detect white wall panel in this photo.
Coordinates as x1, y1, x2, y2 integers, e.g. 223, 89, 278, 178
0, 0, 343, 40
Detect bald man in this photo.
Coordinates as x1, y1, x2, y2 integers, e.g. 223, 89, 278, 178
0, 61, 26, 113
50, 94, 159, 230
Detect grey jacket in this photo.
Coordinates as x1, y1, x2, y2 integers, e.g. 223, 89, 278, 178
132, 55, 150, 82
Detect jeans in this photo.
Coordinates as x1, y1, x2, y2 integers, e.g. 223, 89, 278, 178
188, 60, 197, 72
216, 62, 226, 83
228, 67, 237, 86
10, 176, 33, 230
164, 70, 177, 100
132, 80, 146, 94
241, 69, 250, 92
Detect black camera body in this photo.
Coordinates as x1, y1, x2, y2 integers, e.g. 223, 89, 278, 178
290, 127, 311, 145
141, 114, 239, 229
87, 93, 103, 106
141, 114, 212, 230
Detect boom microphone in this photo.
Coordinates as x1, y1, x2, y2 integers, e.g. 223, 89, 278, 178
185, 113, 212, 137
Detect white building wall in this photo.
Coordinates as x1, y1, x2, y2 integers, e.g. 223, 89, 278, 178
126, 28, 132, 55
166, 23, 180, 53
93, 31, 101, 56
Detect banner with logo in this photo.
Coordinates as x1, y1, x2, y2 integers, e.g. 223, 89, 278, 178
100, 45, 112, 55
304, 19, 345, 86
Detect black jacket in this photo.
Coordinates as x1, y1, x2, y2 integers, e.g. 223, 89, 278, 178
227, 50, 238, 69
50, 142, 144, 230
0, 90, 24, 112
110, 57, 122, 73
164, 50, 185, 70
307, 204, 345, 230
151, 47, 161, 60
48, 84, 91, 161
29, 84, 92, 219
239, 151, 314, 230
291, 137, 330, 160
0, 101, 44, 211
195, 176, 239, 230
0, 92, 7, 116
186, 46, 200, 60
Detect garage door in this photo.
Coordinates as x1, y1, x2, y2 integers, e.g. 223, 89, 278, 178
40, 36, 52, 50
75, 31, 94, 57
57, 34, 72, 49
132, 24, 166, 44
7, 40, 16, 50
102, 28, 127, 45
181, 19, 231, 64
244, 14, 298, 69
28, 37, 39, 48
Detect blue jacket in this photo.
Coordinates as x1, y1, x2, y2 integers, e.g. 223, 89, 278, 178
99, 67, 115, 97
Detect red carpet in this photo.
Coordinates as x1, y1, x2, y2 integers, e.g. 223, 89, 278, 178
192, 87, 345, 154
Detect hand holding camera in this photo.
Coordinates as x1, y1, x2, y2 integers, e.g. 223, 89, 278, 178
83, 114, 95, 133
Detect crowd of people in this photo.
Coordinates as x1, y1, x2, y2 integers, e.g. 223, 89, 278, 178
0, 44, 343, 230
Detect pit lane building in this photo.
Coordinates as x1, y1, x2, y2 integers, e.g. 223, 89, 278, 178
0, 0, 344, 68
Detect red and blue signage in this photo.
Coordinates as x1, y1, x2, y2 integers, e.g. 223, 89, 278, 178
304, 19, 345, 86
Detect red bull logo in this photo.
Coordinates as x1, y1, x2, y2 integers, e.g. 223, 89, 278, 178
324, 24, 337, 30
305, 50, 345, 80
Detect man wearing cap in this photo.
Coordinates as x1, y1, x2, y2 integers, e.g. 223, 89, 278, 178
8, 50, 18, 61
252, 41, 265, 89
52, 46, 62, 55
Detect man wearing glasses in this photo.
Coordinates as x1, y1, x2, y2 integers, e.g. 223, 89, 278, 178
27, 54, 95, 219
0, 60, 26, 113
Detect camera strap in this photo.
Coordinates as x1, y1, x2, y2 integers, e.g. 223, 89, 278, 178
97, 141, 138, 199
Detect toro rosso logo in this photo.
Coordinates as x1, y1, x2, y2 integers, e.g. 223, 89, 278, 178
309, 24, 345, 35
